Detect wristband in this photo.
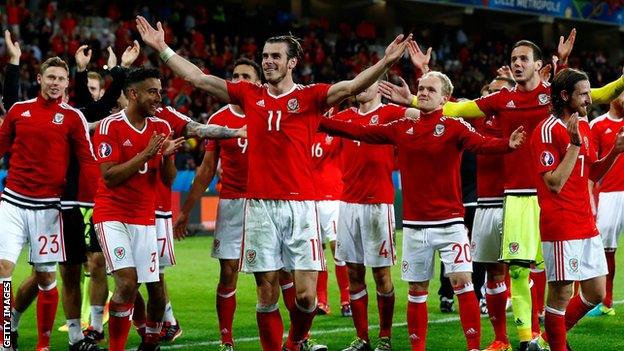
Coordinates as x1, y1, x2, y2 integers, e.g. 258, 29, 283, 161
159, 47, 176, 63
410, 95, 418, 108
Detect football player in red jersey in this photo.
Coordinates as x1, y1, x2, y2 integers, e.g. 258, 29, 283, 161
137, 15, 410, 351
92, 68, 184, 351
0, 56, 96, 351
320, 71, 525, 351
380, 33, 624, 350
588, 90, 624, 317
174, 58, 261, 351
331, 80, 418, 351
530, 69, 624, 351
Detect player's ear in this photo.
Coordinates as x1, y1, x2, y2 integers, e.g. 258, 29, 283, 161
560, 90, 569, 102
288, 57, 297, 70
36, 73, 42, 85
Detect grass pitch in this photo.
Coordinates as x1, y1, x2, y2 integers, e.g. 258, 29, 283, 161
10, 232, 624, 350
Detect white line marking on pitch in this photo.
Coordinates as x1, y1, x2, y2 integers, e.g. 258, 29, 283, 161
146, 299, 624, 350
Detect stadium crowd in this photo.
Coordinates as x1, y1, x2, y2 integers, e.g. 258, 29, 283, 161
2, 1, 623, 170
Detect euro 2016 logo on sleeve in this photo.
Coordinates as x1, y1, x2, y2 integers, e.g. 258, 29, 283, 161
114, 246, 126, 261
433, 124, 445, 137
540, 151, 555, 167
569, 258, 579, 272
287, 98, 299, 112
98, 142, 112, 158
246, 249, 256, 264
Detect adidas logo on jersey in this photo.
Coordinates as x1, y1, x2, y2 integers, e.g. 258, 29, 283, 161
21, 110, 31, 117
123, 139, 133, 147
606, 128, 613, 134
406, 127, 414, 135
506, 100, 516, 108
466, 328, 477, 335
256, 99, 265, 107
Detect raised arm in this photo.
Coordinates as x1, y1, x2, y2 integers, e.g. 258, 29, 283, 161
590, 74, 624, 104
135, 16, 230, 102
173, 148, 218, 239
183, 121, 246, 139
326, 34, 412, 107
319, 117, 396, 145
3, 30, 21, 110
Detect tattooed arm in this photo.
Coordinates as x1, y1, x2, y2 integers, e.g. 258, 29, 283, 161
183, 121, 246, 139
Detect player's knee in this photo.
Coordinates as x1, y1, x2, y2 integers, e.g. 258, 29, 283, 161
509, 264, 529, 280
295, 291, 316, 310
372, 271, 393, 294
409, 281, 429, 294
0, 259, 16, 278
448, 272, 472, 289
116, 278, 138, 302
59, 264, 81, 287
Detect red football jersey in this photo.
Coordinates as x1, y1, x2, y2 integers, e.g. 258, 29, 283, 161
93, 111, 172, 225
533, 115, 598, 241
205, 105, 248, 199
0, 96, 95, 203
473, 115, 505, 205
312, 132, 342, 200
320, 109, 510, 225
226, 81, 330, 200
590, 112, 624, 193
335, 104, 405, 204
153, 106, 192, 213
476, 82, 551, 194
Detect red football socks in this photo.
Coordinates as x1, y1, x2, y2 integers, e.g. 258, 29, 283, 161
217, 287, 237, 345
335, 262, 350, 305
605, 250, 616, 308
377, 289, 395, 338
454, 283, 481, 350
350, 288, 369, 341
544, 307, 567, 351
485, 280, 509, 343
36, 283, 58, 350
407, 291, 428, 351
257, 305, 283, 351
108, 301, 134, 351
316, 271, 328, 307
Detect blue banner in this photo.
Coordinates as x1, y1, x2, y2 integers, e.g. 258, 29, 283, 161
433, 0, 624, 25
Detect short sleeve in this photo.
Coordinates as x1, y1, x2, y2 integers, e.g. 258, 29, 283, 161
311, 83, 331, 110
93, 127, 120, 164
226, 81, 252, 107
475, 89, 504, 117
156, 106, 191, 137
531, 127, 560, 175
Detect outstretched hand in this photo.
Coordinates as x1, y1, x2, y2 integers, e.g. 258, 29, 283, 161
378, 77, 413, 106
383, 33, 413, 66
106, 46, 118, 69
509, 126, 526, 149
75, 45, 92, 72
407, 40, 432, 74
162, 135, 185, 157
4, 30, 21, 65
135, 16, 167, 52
121, 40, 141, 68
565, 112, 581, 146
557, 28, 576, 65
